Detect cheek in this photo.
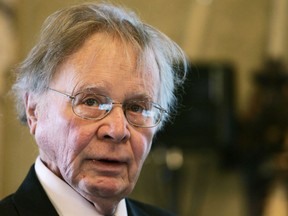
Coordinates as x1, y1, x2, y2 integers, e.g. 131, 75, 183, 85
34, 110, 61, 160
58, 121, 94, 166
132, 129, 154, 166
35, 106, 93, 170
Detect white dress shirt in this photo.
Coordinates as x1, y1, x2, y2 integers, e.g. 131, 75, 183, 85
35, 157, 128, 216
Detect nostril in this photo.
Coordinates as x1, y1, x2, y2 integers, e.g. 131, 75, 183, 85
103, 135, 112, 139
101, 130, 129, 143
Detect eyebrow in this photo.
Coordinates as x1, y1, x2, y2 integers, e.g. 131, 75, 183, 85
73, 84, 154, 102
73, 83, 109, 94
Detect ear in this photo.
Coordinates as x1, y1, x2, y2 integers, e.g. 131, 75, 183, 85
25, 93, 39, 135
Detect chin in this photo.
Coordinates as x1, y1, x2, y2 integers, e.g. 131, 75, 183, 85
79, 176, 132, 199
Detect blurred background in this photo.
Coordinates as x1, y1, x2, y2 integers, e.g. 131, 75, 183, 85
0, 0, 288, 215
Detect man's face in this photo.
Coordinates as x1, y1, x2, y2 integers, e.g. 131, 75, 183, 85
27, 33, 159, 208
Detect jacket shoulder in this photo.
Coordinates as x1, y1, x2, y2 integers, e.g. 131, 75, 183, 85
0, 165, 58, 216
0, 194, 19, 216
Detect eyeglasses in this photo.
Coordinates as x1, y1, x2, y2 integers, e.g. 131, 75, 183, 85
48, 88, 167, 128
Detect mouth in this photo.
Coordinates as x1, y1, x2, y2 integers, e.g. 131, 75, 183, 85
86, 157, 128, 175
94, 158, 123, 164
84, 158, 127, 177
91, 157, 126, 164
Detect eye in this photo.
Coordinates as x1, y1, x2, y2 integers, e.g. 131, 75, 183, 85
83, 97, 99, 106
75, 93, 103, 107
129, 104, 144, 113
127, 101, 151, 113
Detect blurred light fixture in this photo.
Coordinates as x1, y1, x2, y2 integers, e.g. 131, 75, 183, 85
166, 147, 184, 170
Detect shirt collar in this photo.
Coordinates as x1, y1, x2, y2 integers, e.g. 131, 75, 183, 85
35, 156, 128, 216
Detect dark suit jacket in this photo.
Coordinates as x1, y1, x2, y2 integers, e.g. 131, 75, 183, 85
0, 165, 175, 216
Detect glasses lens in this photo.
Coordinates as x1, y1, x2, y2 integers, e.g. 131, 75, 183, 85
70, 92, 164, 127
125, 101, 162, 127
72, 92, 112, 119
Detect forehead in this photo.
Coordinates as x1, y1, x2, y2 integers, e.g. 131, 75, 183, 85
52, 33, 160, 100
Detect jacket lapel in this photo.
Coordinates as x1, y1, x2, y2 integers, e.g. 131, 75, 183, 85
126, 199, 148, 216
12, 165, 58, 216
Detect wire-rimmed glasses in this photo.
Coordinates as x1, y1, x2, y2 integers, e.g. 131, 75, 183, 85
48, 88, 167, 128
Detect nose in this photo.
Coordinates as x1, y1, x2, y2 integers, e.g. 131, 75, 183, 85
97, 106, 130, 143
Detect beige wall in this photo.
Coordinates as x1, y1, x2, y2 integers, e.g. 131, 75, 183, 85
1, 0, 287, 203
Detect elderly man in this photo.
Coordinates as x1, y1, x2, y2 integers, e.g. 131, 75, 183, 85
0, 2, 187, 216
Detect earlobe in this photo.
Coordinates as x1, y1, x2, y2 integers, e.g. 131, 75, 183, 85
25, 93, 38, 135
